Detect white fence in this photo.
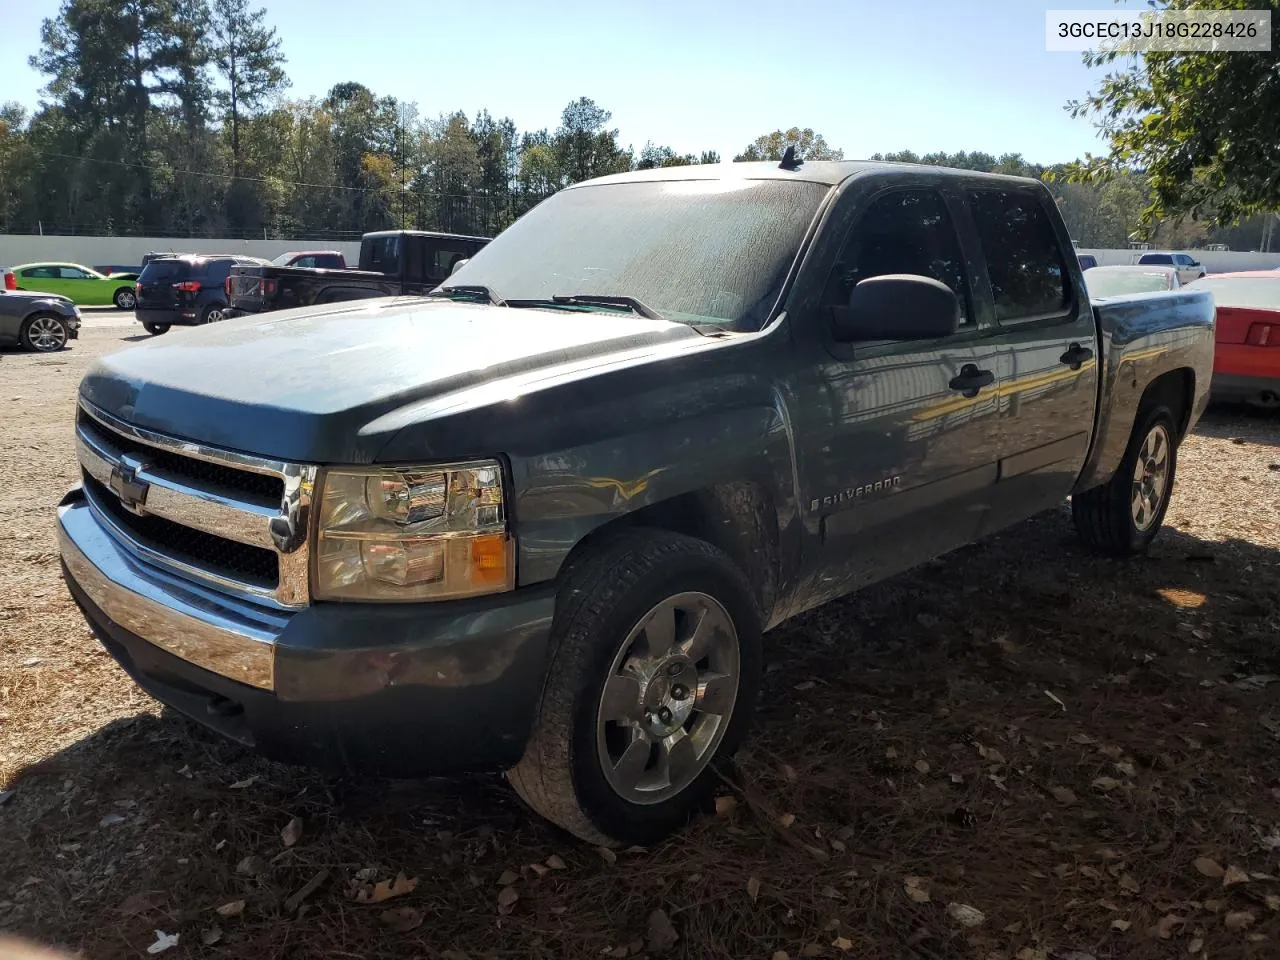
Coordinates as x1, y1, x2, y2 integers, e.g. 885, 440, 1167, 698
1078, 247, 1280, 273
0, 235, 361, 269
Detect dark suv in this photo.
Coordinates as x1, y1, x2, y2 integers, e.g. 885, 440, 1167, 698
134, 255, 268, 335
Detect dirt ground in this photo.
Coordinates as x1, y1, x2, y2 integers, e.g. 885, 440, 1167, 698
1, 320, 1278, 960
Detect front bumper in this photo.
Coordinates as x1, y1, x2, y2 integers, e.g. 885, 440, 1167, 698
58, 490, 555, 775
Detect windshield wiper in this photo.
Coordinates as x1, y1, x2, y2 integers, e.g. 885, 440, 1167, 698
552, 294, 663, 320
432, 284, 506, 306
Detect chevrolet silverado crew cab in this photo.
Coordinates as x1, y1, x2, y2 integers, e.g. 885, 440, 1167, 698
58, 160, 1214, 846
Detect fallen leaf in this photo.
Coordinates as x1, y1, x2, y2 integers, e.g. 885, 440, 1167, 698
800, 945, 823, 958
1114, 761, 1137, 778
228, 776, 258, 789
1052, 786, 1077, 804
98, 813, 126, 827
280, 817, 303, 848
146, 931, 179, 955
381, 906, 424, 932
1188, 938, 1203, 954
821, 885, 842, 899
497, 869, 519, 886
215, 899, 245, 918
946, 902, 985, 927
915, 759, 931, 774
647, 908, 679, 954
352, 872, 418, 904
528, 862, 549, 878
546, 855, 567, 871
496, 886, 519, 911
772, 953, 790, 960
885, 746, 898, 759
1092, 776, 1121, 792
830, 839, 847, 853
1203, 899, 1226, 913
1111, 919, 1131, 932
201, 926, 222, 947
1152, 915, 1182, 939
903, 876, 932, 903
1194, 857, 1225, 878
748, 876, 761, 902
236, 856, 266, 877
596, 846, 617, 865
778, 812, 796, 828
714, 795, 738, 816
832, 936, 853, 951
285, 869, 329, 913
1225, 910, 1255, 931
1265, 894, 1280, 912
1119, 873, 1140, 894
1223, 865, 1250, 887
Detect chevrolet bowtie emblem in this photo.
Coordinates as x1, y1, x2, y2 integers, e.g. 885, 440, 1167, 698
109, 456, 150, 514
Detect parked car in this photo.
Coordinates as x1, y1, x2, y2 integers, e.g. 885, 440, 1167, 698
4, 262, 141, 308
1190, 270, 1280, 408
0, 288, 81, 352
1135, 251, 1206, 284
59, 160, 1214, 846
269, 250, 348, 269
1077, 254, 1098, 270
93, 265, 144, 277
224, 230, 488, 317
1084, 265, 1181, 297
133, 254, 269, 335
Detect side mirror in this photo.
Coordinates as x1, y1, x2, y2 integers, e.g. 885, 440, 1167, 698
829, 274, 960, 342
449, 258, 469, 276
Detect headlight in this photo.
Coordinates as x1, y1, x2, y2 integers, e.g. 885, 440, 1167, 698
314, 460, 513, 602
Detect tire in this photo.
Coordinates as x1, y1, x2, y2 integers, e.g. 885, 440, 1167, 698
1072, 404, 1178, 555
113, 288, 137, 310
142, 323, 170, 336
509, 530, 762, 846
19, 313, 70, 353
201, 303, 226, 324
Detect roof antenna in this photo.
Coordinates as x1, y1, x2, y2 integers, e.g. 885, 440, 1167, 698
778, 144, 802, 171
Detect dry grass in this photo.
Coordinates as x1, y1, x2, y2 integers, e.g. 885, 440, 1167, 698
1, 324, 1279, 959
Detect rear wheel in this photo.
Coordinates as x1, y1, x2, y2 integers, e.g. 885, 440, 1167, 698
142, 322, 170, 336
201, 303, 226, 324
113, 288, 136, 310
19, 313, 69, 352
509, 530, 761, 845
1072, 404, 1177, 555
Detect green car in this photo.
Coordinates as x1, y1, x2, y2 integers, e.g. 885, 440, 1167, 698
5, 262, 141, 309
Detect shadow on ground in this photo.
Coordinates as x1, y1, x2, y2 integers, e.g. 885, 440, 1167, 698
2, 512, 1279, 960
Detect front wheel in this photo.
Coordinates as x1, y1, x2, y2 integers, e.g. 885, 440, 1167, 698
113, 288, 136, 310
509, 530, 761, 845
1072, 404, 1178, 555
19, 313, 69, 352
142, 322, 170, 336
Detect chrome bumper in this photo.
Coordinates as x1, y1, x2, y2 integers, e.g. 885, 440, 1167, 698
58, 496, 287, 690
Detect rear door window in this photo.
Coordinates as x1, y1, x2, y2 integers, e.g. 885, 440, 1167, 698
968, 190, 1070, 322
361, 236, 401, 274
25, 266, 58, 279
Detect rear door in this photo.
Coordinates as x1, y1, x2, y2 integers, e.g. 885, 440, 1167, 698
961, 186, 1099, 534
18, 266, 66, 296
790, 180, 1006, 605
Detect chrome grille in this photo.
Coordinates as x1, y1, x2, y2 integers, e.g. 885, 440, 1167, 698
75, 401, 315, 608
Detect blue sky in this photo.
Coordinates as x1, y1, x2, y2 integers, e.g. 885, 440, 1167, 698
1, 0, 1143, 163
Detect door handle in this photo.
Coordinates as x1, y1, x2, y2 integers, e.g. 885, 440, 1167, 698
1059, 343, 1094, 370
948, 363, 995, 398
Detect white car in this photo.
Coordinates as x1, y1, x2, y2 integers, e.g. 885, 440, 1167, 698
1135, 251, 1206, 285
1084, 265, 1182, 298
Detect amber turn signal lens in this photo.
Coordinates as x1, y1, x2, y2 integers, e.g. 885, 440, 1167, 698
470, 534, 511, 585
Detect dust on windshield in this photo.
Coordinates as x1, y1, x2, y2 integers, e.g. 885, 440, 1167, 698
445, 178, 830, 330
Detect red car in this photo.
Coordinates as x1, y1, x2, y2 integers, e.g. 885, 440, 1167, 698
270, 250, 347, 269
1192, 270, 1280, 408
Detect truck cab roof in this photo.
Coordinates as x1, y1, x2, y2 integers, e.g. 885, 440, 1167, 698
362, 229, 490, 243
577, 159, 1044, 190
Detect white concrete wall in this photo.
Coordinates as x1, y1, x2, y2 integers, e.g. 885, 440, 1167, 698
0, 235, 361, 269
1078, 248, 1280, 273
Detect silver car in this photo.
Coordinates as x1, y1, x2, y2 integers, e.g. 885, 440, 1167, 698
0, 283, 82, 352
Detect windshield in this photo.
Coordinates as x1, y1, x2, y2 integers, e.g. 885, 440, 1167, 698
271, 253, 293, 265
1192, 276, 1280, 310
1084, 269, 1172, 297
446, 178, 830, 329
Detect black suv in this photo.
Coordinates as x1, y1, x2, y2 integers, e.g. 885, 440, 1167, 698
134, 255, 268, 335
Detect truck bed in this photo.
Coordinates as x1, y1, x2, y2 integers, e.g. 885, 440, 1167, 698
227, 265, 402, 314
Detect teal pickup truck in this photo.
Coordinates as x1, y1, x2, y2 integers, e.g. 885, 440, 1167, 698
59, 159, 1214, 846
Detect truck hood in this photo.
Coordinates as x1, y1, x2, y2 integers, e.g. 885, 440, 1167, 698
80, 297, 700, 462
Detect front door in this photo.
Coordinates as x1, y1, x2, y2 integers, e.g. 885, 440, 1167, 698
788, 184, 1006, 611
961, 187, 1100, 534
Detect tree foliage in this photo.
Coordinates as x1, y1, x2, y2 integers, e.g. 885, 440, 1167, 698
734, 128, 843, 162
1069, 0, 1280, 223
